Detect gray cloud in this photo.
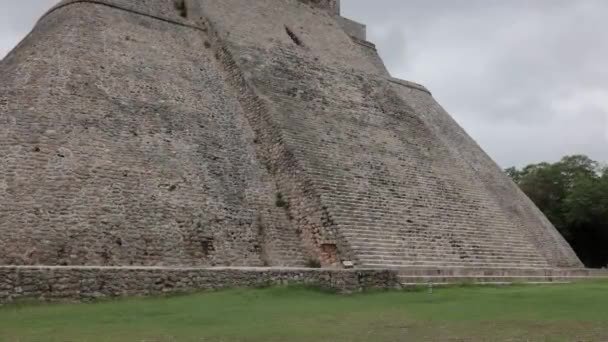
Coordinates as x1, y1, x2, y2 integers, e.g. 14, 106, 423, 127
344, 0, 607, 167
1, 0, 606, 167
0, 1, 56, 31
0, 0, 57, 57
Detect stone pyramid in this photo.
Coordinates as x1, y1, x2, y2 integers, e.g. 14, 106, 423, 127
0, 0, 582, 270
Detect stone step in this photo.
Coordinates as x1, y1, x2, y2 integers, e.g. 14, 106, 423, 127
351, 246, 541, 260
342, 233, 538, 251
359, 261, 551, 268
337, 221, 527, 239
339, 225, 529, 243
318, 184, 488, 198
347, 238, 541, 252
357, 252, 547, 262
357, 257, 547, 268
355, 253, 547, 265
329, 201, 496, 214
393, 265, 592, 272
323, 187, 491, 201
345, 237, 534, 253
307, 167, 482, 189
361, 263, 547, 269
400, 282, 571, 287
322, 195, 487, 210
343, 232, 535, 247
330, 210, 514, 225
345, 234, 535, 246
399, 276, 573, 286
394, 267, 593, 277
335, 216, 525, 231
334, 208, 516, 229
350, 245, 544, 259
318, 184, 492, 199
335, 215, 516, 229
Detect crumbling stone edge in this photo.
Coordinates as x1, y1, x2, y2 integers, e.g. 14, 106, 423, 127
0, 267, 400, 305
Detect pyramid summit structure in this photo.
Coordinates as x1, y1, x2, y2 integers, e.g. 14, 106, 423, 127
0, 0, 583, 271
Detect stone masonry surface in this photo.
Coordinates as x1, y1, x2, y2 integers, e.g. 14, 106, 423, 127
1, 0, 306, 267
0, 266, 399, 304
2, 266, 606, 305
195, 0, 582, 268
0, 0, 583, 273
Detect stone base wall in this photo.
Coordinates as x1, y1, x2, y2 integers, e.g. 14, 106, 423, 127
2, 266, 606, 305
0, 267, 399, 304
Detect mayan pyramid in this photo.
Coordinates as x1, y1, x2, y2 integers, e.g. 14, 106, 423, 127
0, 0, 582, 270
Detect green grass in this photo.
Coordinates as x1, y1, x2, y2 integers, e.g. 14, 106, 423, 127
2, 281, 608, 341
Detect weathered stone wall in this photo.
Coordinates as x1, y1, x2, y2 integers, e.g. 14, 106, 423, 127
0, 266, 399, 304
0, 0, 582, 270
1, 266, 604, 305
0, 0, 306, 267
196, 0, 582, 268
353, 39, 389, 75
390, 82, 583, 267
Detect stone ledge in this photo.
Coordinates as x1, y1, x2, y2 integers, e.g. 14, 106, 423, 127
390, 266, 607, 277
336, 16, 366, 40
40, 0, 198, 29
388, 77, 432, 95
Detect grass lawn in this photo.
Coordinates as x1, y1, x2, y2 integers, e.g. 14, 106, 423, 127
1, 281, 608, 341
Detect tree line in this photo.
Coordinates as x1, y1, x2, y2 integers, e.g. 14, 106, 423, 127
506, 155, 608, 268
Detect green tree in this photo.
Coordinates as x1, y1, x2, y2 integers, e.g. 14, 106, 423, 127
507, 155, 607, 268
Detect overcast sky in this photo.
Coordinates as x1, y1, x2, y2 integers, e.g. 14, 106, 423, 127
1, 1, 606, 167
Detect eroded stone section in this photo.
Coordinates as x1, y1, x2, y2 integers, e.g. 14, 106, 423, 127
0, 1, 305, 267
0, 267, 399, 304
390, 84, 583, 267
198, 0, 385, 76
1, 266, 604, 305
0, 0, 583, 271
197, 0, 581, 268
